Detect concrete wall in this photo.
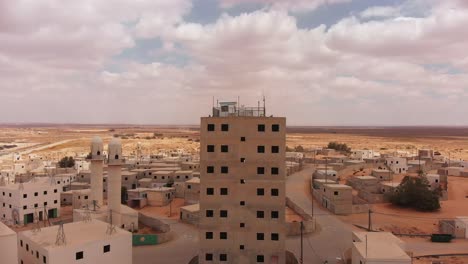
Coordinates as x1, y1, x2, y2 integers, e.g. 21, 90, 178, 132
138, 212, 170, 233
285, 197, 315, 236
0, 222, 17, 264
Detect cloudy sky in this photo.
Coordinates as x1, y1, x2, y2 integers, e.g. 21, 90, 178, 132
1, 0, 467, 125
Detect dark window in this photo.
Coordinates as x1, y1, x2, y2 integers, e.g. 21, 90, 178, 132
271, 189, 279, 196
257, 255, 265, 262
334, 191, 339, 195
240, 179, 245, 184
257, 233, 264, 240
23, 205, 27, 210
220, 254, 227, 261
44, 202, 47, 206
272, 124, 280, 132
257, 211, 264, 218
205, 254, 213, 261
220, 210, 228, 218
36, 251, 39, 258
240, 223, 245, 228
207, 145, 215, 152
220, 188, 228, 195
220, 232, 227, 239
206, 210, 214, 217
207, 124, 215, 131
257, 167, 265, 175
76, 251, 83, 260
103, 245, 110, 253
258, 124, 265, 132
257, 146, 265, 153
240, 245, 245, 250
26, 244, 29, 251
34, 203, 38, 208
54, 189, 57, 193
240, 158, 245, 163
221, 124, 229, 131
20, 240, 23, 247
271, 211, 279, 219
240, 137, 246, 142
43, 191, 47, 195
271, 146, 279, 153
43, 256, 46, 263
240, 201, 245, 206
206, 188, 214, 195
271, 167, 279, 175
257, 188, 264, 196
34, 192, 38, 196
221, 166, 229, 174
23, 194, 27, 198
207, 166, 214, 173
205, 232, 213, 239
271, 233, 279, 241
221, 145, 229, 153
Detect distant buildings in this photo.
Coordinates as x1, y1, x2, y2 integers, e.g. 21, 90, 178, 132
199, 102, 286, 263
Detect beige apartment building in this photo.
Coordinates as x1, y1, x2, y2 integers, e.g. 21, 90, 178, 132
199, 102, 286, 264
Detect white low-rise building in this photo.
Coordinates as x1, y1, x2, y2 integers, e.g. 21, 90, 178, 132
0, 221, 18, 264
18, 219, 132, 264
0, 177, 60, 225
352, 232, 411, 264
385, 157, 408, 174
351, 150, 374, 161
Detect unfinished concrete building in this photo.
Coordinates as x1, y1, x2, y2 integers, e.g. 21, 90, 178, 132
199, 102, 286, 264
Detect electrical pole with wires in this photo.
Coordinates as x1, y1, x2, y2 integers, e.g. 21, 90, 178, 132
300, 221, 304, 264
368, 209, 373, 231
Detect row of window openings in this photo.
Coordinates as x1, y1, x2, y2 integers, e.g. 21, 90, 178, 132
151, 175, 190, 180
207, 124, 280, 132
207, 145, 280, 153
206, 210, 279, 219
2, 189, 58, 197
205, 253, 270, 262
20, 240, 110, 263
2, 200, 58, 209
206, 188, 279, 196
205, 232, 279, 241
207, 166, 279, 175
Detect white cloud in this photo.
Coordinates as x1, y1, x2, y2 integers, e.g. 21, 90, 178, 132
360, 6, 400, 18
218, 0, 351, 12
0, 0, 468, 125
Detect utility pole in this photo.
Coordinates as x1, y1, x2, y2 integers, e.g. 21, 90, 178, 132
368, 209, 372, 231
300, 221, 304, 264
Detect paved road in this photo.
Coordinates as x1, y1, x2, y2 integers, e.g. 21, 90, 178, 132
285, 164, 354, 263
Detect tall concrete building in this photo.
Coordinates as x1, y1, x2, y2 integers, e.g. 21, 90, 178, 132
199, 102, 286, 264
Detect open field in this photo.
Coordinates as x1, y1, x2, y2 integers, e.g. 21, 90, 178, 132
1, 125, 468, 161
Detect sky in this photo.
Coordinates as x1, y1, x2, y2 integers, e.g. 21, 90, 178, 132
1, 0, 468, 125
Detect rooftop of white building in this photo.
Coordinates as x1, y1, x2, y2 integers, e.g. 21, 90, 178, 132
0, 221, 16, 237
0, 177, 55, 191
19, 220, 130, 249
353, 232, 410, 261
181, 203, 199, 213
185, 177, 200, 184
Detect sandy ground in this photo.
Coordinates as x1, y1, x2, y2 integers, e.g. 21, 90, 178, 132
413, 256, 468, 264
338, 175, 468, 234
139, 198, 186, 220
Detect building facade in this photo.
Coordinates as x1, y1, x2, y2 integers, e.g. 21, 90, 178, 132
199, 103, 286, 264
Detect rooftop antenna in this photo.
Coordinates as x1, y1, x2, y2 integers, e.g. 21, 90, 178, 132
106, 210, 116, 235
32, 209, 41, 233
55, 221, 66, 246
83, 205, 92, 223
263, 94, 266, 116
43, 205, 51, 227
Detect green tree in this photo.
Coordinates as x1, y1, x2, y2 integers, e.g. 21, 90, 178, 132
165, 178, 174, 188
388, 176, 440, 211
58, 156, 75, 168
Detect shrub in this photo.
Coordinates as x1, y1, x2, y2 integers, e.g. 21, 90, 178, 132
58, 156, 75, 168
388, 176, 440, 211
